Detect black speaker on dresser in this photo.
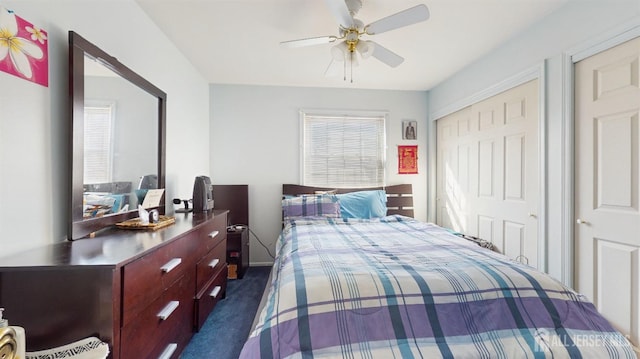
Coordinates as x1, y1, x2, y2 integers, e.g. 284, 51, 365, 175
192, 176, 214, 212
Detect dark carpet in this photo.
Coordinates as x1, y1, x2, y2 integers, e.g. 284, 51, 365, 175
181, 266, 271, 359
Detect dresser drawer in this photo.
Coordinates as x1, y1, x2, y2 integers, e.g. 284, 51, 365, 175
122, 234, 196, 326
194, 265, 228, 331
120, 275, 194, 358
200, 213, 227, 251
195, 239, 226, 293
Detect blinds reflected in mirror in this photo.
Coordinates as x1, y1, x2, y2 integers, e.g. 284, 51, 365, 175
84, 103, 115, 184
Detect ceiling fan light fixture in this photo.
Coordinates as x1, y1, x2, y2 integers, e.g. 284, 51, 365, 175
351, 50, 360, 66
331, 41, 348, 61
356, 40, 375, 59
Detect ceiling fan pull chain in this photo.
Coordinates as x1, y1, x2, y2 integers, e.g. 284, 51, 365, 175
343, 58, 347, 81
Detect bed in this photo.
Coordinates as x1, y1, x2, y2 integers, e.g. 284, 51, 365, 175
239, 184, 636, 358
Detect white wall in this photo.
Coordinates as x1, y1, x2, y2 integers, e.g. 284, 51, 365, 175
0, 0, 210, 255
427, 0, 640, 282
210, 85, 428, 265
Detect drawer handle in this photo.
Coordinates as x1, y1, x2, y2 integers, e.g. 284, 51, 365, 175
160, 258, 182, 273
158, 343, 178, 359
208, 230, 219, 239
210, 286, 222, 298
208, 258, 220, 268
157, 301, 179, 320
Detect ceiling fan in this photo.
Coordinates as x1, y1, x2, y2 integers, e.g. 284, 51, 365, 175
280, 0, 430, 82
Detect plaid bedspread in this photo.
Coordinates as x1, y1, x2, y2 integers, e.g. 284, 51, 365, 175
240, 216, 635, 358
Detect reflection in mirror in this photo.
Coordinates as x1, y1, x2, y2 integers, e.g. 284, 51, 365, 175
69, 31, 166, 240
82, 57, 158, 218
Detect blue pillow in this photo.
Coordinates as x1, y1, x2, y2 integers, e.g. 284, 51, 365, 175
107, 194, 125, 213
337, 190, 387, 219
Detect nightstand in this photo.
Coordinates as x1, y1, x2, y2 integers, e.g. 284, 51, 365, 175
227, 227, 249, 279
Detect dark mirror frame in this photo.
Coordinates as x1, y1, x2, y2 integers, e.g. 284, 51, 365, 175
68, 31, 166, 240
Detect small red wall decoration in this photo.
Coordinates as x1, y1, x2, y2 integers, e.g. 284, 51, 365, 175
398, 145, 418, 174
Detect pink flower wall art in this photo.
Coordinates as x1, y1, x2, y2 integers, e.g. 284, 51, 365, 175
0, 7, 48, 87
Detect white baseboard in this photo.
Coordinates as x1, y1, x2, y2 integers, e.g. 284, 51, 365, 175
249, 261, 274, 267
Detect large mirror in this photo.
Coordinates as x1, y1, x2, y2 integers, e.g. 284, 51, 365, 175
69, 31, 166, 240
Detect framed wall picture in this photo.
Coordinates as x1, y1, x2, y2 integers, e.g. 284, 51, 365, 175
402, 120, 417, 140
398, 145, 418, 174
0, 6, 49, 87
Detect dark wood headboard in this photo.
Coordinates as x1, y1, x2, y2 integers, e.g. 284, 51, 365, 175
282, 184, 414, 218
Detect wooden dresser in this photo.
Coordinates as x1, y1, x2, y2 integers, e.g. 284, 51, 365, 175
0, 210, 228, 359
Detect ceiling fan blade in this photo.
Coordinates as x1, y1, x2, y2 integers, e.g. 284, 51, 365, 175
365, 4, 430, 35
280, 35, 337, 48
369, 42, 404, 67
324, 0, 354, 28
324, 59, 342, 77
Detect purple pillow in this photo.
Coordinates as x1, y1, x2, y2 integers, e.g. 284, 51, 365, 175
282, 194, 340, 220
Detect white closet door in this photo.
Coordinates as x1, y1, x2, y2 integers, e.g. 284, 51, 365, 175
436, 107, 473, 231
436, 80, 539, 268
574, 36, 640, 346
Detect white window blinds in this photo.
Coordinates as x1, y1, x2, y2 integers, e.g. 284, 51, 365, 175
302, 112, 386, 187
84, 105, 114, 184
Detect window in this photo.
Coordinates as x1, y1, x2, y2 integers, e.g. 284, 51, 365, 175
84, 103, 115, 184
301, 111, 386, 187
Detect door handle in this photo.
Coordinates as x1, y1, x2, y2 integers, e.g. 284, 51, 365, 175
528, 213, 537, 219
576, 218, 590, 225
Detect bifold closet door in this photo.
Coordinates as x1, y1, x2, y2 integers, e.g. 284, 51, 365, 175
436, 79, 539, 268
574, 36, 640, 346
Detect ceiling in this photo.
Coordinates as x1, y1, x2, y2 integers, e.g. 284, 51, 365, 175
135, 0, 569, 91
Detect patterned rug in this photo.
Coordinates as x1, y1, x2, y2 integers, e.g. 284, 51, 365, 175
25, 337, 109, 359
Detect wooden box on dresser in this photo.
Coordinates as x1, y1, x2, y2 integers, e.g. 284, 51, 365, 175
0, 210, 228, 359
